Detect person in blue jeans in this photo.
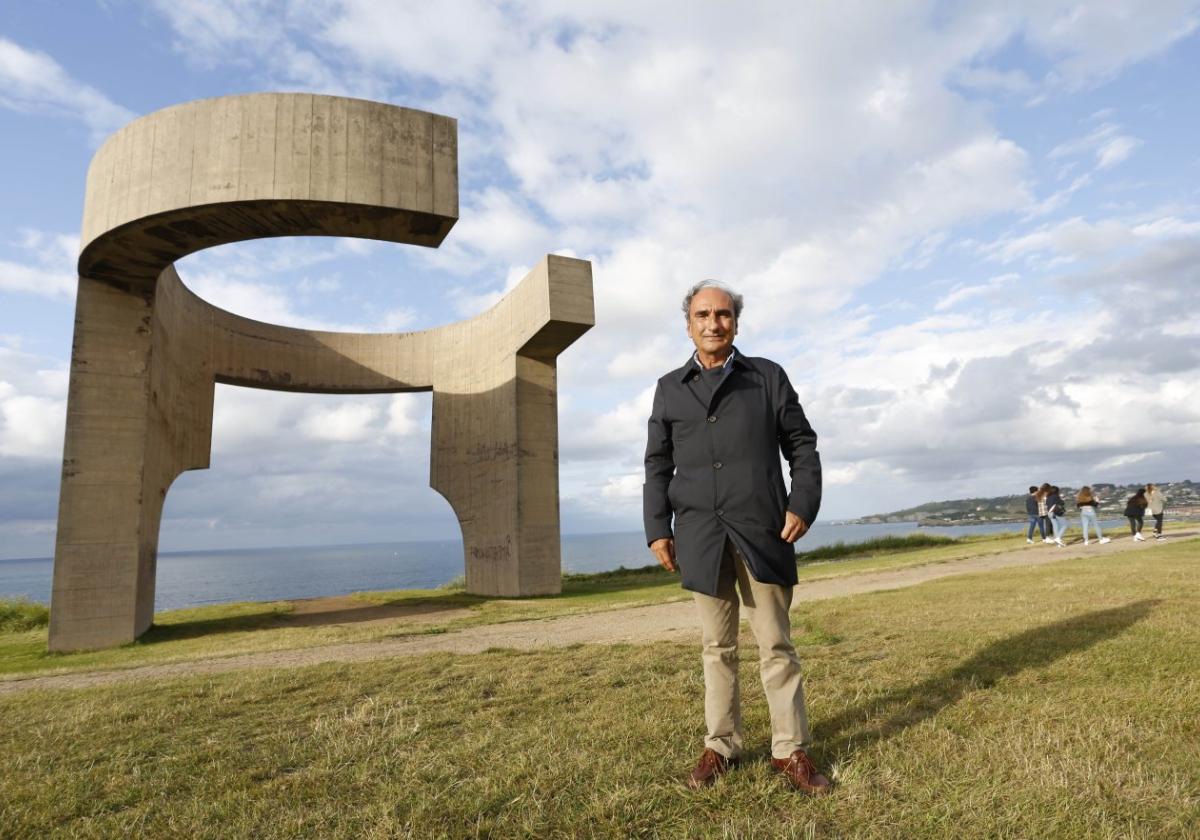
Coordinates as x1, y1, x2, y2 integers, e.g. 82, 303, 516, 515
1046, 485, 1067, 546
1076, 486, 1110, 545
1025, 485, 1045, 544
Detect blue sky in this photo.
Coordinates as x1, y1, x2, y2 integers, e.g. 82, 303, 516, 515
2, 2, 1199, 559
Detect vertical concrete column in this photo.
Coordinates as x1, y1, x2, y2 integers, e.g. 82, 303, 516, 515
430, 359, 561, 597
50, 277, 158, 649
50, 270, 216, 650
429, 255, 593, 596
514, 353, 563, 594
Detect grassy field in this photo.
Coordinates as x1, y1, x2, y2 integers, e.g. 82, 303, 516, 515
2, 536, 1198, 837
0, 529, 1047, 679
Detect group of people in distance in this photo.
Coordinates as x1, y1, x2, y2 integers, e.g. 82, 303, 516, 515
1025, 483, 1168, 547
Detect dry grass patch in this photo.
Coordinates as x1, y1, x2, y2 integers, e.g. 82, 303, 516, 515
2, 540, 1198, 837
0, 530, 1047, 680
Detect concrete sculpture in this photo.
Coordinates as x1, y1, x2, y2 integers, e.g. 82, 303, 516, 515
49, 93, 594, 652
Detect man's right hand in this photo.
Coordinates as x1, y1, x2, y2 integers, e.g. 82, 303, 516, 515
650, 537, 677, 573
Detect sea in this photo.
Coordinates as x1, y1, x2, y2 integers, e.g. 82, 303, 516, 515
0, 520, 1079, 610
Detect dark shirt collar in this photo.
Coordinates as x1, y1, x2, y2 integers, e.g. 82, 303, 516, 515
677, 346, 743, 382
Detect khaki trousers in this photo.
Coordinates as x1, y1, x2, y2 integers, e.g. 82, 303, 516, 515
692, 538, 811, 760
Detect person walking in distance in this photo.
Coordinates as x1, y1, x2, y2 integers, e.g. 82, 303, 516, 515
1046, 485, 1068, 546
1025, 486, 1046, 544
1036, 483, 1053, 544
644, 280, 830, 794
1076, 486, 1110, 546
1146, 484, 1167, 540
1124, 488, 1149, 541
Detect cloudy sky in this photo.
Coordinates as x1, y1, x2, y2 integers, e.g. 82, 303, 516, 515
2, 2, 1199, 560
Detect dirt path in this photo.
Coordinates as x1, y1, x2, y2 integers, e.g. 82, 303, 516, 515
3, 532, 1192, 695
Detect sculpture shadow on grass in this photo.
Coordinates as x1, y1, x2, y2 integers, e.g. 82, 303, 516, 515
139, 593, 484, 642
814, 599, 1161, 762
138, 566, 681, 641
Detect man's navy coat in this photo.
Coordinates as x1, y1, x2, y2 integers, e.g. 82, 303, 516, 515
643, 349, 822, 596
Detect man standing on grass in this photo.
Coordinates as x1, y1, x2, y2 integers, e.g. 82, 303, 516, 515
643, 280, 830, 794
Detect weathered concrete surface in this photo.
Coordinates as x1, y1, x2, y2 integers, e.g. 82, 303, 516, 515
51, 93, 594, 652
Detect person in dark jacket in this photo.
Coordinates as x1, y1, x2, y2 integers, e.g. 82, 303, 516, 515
1046, 485, 1068, 546
1125, 488, 1148, 541
644, 280, 828, 795
1025, 485, 1045, 544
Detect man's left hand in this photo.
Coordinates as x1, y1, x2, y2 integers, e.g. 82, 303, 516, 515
780, 511, 809, 543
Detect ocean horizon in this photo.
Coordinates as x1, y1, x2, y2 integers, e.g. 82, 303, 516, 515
1, 519, 1108, 611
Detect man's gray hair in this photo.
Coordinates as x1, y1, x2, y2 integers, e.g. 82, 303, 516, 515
681, 279, 744, 320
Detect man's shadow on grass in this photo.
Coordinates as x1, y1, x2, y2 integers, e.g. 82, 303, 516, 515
813, 599, 1160, 761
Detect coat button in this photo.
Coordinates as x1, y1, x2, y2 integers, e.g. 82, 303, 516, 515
716, 509, 724, 516
707, 415, 717, 423
713, 461, 723, 469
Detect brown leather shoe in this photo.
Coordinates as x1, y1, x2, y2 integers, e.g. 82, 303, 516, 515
770, 749, 832, 795
687, 748, 733, 789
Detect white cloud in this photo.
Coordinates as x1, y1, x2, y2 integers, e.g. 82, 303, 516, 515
0, 37, 135, 141
0, 228, 79, 300
299, 401, 381, 442
563, 384, 657, 463
1095, 135, 1140, 169
298, 276, 342, 294
952, 66, 1035, 95
449, 262, 529, 318
176, 239, 394, 332
211, 388, 423, 456
0, 259, 75, 300
982, 216, 1136, 265
324, 0, 507, 84
149, 0, 295, 68
796, 212, 1200, 503
0, 348, 68, 460
1016, 2, 1200, 91
448, 188, 553, 264
1049, 122, 1142, 171
210, 388, 302, 455
0, 392, 63, 458
599, 471, 643, 501
184, 273, 324, 327
935, 273, 1019, 311
1095, 451, 1162, 471
376, 308, 417, 332
1024, 173, 1093, 220
385, 394, 421, 437
606, 336, 678, 380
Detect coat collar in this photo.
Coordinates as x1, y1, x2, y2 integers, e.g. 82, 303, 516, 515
675, 346, 746, 382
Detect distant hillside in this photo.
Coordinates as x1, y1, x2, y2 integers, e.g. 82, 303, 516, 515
850, 480, 1200, 525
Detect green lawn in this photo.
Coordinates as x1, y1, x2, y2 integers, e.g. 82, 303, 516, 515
2, 537, 1198, 837
0, 529, 1049, 679
2, 525, 1192, 681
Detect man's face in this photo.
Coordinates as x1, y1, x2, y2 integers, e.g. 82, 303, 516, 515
686, 287, 737, 358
